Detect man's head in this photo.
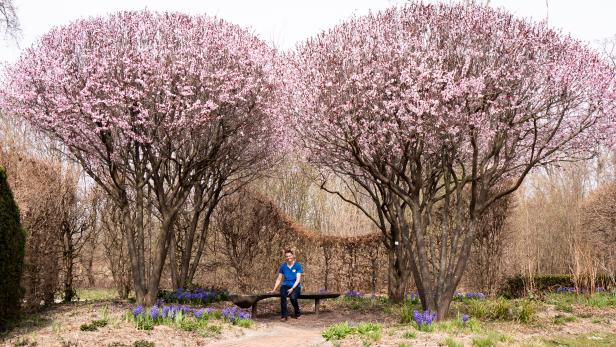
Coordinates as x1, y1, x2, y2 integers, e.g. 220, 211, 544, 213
284, 249, 295, 262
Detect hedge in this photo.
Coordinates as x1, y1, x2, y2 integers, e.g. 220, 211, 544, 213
0, 166, 26, 330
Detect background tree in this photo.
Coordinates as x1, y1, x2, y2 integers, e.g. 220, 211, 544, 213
466, 194, 512, 294
0, 166, 25, 331
0, 0, 19, 39
58, 170, 97, 302
581, 180, 616, 282
2, 11, 286, 305
291, 3, 615, 318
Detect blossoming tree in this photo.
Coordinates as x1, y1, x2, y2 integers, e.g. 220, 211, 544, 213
291, 3, 615, 317
2, 11, 286, 305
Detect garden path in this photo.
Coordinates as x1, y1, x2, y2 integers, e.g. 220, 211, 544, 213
209, 322, 330, 347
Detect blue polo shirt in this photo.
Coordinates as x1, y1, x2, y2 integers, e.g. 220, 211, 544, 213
279, 262, 303, 287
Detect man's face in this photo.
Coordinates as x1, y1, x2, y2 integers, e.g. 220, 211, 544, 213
285, 252, 294, 262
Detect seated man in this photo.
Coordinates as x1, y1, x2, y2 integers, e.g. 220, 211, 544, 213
270, 249, 303, 321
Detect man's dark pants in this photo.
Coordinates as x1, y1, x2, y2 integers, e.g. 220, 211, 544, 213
280, 285, 301, 318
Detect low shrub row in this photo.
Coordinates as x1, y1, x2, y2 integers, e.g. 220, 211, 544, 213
501, 274, 614, 298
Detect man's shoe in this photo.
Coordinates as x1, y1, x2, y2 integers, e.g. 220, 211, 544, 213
280, 317, 288, 321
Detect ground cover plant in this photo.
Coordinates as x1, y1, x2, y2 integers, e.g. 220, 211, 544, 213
157, 287, 228, 306
126, 303, 251, 332
321, 321, 382, 343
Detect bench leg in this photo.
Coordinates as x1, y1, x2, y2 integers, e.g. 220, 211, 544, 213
315, 299, 320, 317
252, 303, 257, 318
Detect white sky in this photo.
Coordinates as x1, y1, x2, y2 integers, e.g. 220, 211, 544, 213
1, 0, 615, 64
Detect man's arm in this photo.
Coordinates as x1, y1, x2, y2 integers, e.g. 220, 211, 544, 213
288, 273, 302, 294
271, 273, 283, 292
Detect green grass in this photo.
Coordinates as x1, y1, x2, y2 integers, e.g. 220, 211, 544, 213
465, 298, 538, 323
235, 319, 252, 328
322, 322, 355, 341
434, 316, 482, 333
132, 341, 155, 347
198, 324, 222, 337
545, 293, 616, 309
553, 314, 576, 325
178, 318, 206, 332
591, 317, 606, 324
471, 332, 511, 347
51, 321, 62, 334
13, 335, 37, 346
74, 288, 121, 301
543, 333, 616, 347
443, 337, 464, 347
356, 322, 382, 342
399, 301, 422, 324
401, 331, 416, 339
80, 319, 108, 331
321, 321, 382, 342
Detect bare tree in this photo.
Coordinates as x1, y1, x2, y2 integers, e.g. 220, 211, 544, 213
0, 0, 19, 39
58, 171, 98, 302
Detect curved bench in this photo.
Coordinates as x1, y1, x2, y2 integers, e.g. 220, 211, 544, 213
228, 292, 340, 317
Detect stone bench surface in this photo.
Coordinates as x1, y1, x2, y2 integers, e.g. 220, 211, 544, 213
228, 292, 340, 309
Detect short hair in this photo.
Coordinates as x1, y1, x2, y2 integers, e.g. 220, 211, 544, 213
284, 249, 294, 255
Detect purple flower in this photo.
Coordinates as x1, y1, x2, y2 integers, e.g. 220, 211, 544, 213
412, 309, 437, 327
344, 290, 362, 298
412, 310, 421, 323
461, 314, 470, 324
132, 305, 143, 317
168, 305, 178, 319
220, 306, 249, 322
162, 305, 171, 318
193, 309, 205, 319
464, 292, 485, 300
556, 286, 576, 294
149, 306, 159, 320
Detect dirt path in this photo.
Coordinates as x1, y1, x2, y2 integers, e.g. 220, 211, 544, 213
209, 322, 331, 347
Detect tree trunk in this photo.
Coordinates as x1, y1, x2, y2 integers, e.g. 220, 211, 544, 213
62, 223, 75, 303
178, 185, 204, 288
436, 293, 454, 320
386, 215, 410, 303
187, 205, 215, 285
387, 247, 407, 303
169, 232, 179, 289
122, 204, 146, 305
63, 248, 75, 303
145, 211, 178, 306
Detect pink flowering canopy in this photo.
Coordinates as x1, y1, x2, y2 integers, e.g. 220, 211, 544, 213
2, 11, 287, 173
290, 3, 616, 184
